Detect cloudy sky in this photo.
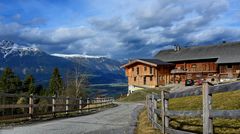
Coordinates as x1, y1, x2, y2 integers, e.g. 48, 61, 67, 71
0, 0, 240, 59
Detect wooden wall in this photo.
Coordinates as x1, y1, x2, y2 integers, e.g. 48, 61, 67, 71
219, 64, 240, 78
125, 63, 172, 87
175, 61, 217, 72
156, 66, 172, 85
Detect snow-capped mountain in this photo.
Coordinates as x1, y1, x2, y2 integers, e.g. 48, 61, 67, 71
0, 40, 126, 85
51, 53, 106, 59
51, 53, 125, 83
0, 40, 44, 58
52, 53, 121, 72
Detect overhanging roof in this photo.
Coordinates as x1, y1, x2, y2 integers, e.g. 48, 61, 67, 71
154, 42, 240, 64
121, 59, 172, 68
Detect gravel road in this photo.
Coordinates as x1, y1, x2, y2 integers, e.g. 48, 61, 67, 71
0, 102, 144, 134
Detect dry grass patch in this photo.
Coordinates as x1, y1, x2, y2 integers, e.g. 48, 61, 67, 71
135, 108, 161, 134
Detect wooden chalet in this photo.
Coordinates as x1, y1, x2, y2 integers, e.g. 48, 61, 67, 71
122, 42, 240, 93
121, 59, 173, 93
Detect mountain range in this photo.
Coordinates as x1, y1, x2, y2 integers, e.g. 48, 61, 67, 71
0, 40, 126, 85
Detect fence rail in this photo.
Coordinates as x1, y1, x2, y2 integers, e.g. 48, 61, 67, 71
0, 93, 114, 120
146, 81, 240, 134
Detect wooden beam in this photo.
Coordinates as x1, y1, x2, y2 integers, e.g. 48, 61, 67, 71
210, 110, 240, 119
166, 110, 202, 117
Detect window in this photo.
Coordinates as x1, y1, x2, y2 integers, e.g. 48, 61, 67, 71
137, 67, 139, 74
191, 64, 197, 71
132, 67, 134, 71
143, 77, 146, 85
202, 64, 206, 71
150, 67, 153, 74
144, 66, 147, 71
134, 77, 136, 81
191, 64, 197, 68
150, 76, 153, 81
227, 64, 232, 68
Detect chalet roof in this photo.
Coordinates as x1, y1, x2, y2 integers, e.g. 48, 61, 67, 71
154, 42, 240, 64
121, 59, 172, 68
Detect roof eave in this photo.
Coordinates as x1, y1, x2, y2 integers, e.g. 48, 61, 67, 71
121, 60, 160, 68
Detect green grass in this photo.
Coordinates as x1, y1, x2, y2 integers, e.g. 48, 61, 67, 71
118, 88, 164, 102
120, 89, 240, 133
168, 90, 240, 110
165, 90, 240, 133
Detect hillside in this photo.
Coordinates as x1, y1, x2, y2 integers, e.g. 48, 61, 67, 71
0, 40, 126, 85
120, 89, 240, 133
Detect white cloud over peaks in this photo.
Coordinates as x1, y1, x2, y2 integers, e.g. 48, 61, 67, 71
20, 27, 96, 44
0, 0, 239, 59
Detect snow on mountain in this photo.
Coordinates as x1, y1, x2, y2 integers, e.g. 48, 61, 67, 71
51, 53, 106, 59
0, 40, 42, 58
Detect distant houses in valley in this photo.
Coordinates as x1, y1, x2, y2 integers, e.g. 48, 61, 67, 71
122, 42, 240, 94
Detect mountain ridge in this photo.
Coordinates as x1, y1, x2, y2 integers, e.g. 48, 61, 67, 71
0, 40, 126, 85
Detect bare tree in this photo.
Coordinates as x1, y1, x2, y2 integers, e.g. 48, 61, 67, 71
74, 66, 88, 97
64, 64, 88, 98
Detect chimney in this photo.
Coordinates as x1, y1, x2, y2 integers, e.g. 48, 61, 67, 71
174, 45, 181, 51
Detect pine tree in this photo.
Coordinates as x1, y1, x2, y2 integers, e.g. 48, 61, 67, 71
24, 75, 35, 94
0, 67, 22, 93
49, 68, 63, 96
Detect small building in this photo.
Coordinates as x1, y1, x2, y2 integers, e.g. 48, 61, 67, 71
122, 42, 240, 93
121, 59, 173, 94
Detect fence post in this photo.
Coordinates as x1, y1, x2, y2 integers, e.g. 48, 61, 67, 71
146, 95, 150, 121
147, 95, 151, 122
203, 82, 213, 134
29, 94, 33, 119
52, 94, 56, 117
87, 98, 90, 112
79, 97, 82, 113
165, 92, 169, 129
100, 98, 102, 107
66, 96, 69, 115
152, 94, 157, 128
111, 97, 114, 104
161, 90, 166, 134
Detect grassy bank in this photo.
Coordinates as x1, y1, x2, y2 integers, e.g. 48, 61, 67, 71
120, 89, 240, 133
118, 88, 164, 102
167, 89, 240, 133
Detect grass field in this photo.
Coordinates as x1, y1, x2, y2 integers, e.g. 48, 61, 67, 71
120, 88, 240, 134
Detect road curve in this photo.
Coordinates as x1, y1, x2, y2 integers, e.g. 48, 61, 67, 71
1, 102, 144, 134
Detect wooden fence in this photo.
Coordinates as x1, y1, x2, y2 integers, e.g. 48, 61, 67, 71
0, 93, 114, 120
146, 81, 240, 134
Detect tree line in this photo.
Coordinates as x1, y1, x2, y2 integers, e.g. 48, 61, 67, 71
0, 67, 88, 97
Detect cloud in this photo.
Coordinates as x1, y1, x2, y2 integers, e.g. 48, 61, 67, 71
19, 27, 96, 44
12, 14, 21, 20
0, 0, 239, 59
186, 27, 240, 44
23, 17, 47, 26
